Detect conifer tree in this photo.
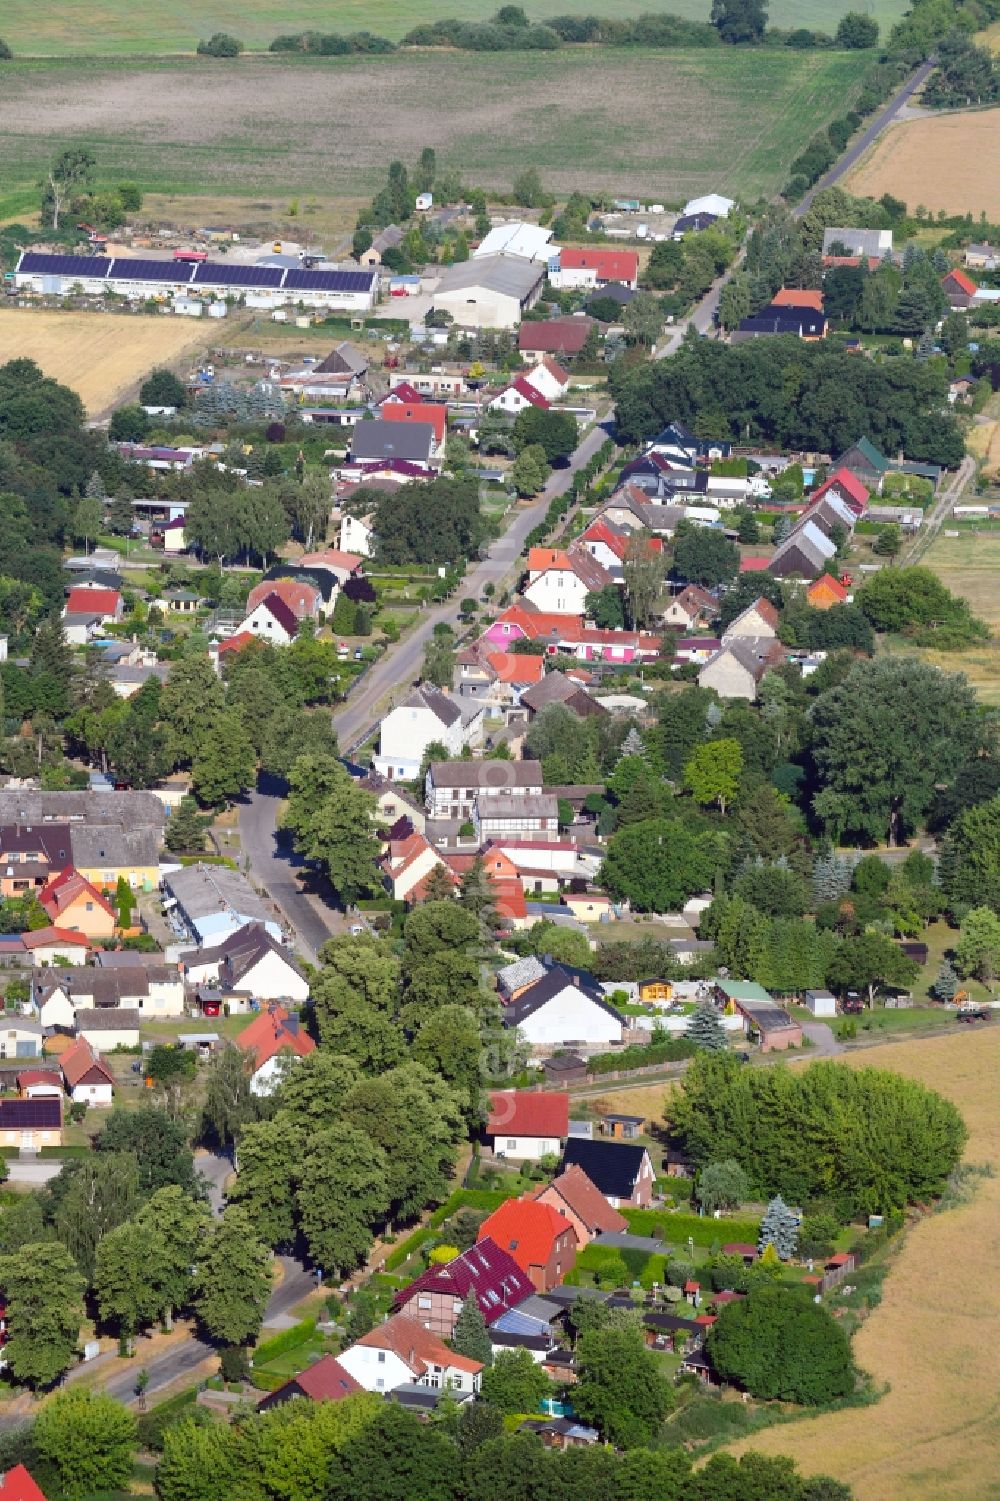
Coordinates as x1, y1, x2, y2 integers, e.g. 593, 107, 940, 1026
686, 1002, 728, 1053
758, 1195, 799, 1260
452, 1294, 492, 1367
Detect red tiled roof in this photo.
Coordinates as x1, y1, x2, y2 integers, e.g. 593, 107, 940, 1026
536, 355, 570, 386
684, 1280, 700, 1293
250, 592, 300, 638
237, 1004, 315, 1071
298, 549, 363, 572
60, 1038, 114, 1090
477, 1198, 576, 1273
581, 519, 629, 560
810, 465, 869, 513
529, 1163, 627, 1234
485, 651, 544, 684
393, 1237, 534, 1324
771, 287, 824, 312
38, 867, 115, 923
560, 247, 639, 283
0, 1466, 48, 1501
487, 1090, 569, 1138
807, 574, 848, 603
943, 268, 976, 296
383, 401, 448, 444
16, 1070, 63, 1090
518, 319, 593, 355
510, 376, 550, 409
739, 556, 773, 573
383, 382, 424, 403
20, 926, 89, 950
246, 577, 320, 620
527, 547, 573, 574
217, 630, 256, 656
358, 1313, 483, 1376
284, 1354, 361, 1401
65, 587, 121, 618
721, 1242, 757, 1256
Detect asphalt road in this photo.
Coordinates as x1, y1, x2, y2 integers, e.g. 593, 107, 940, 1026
656, 58, 936, 360
239, 775, 341, 964
331, 419, 613, 754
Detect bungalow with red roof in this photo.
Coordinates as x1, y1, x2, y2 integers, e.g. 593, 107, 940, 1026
550, 247, 639, 292
489, 377, 551, 416
338, 1312, 483, 1396
17, 1069, 64, 1101
238, 591, 301, 646
518, 318, 595, 362
806, 573, 850, 609
771, 287, 824, 313
258, 1354, 362, 1410
392, 1238, 534, 1337
62, 587, 124, 645
236, 1003, 315, 1095
524, 547, 612, 617
486, 1089, 569, 1160
20, 926, 90, 966
245, 577, 321, 622
382, 401, 449, 459
942, 267, 977, 309
477, 1199, 577, 1292
60, 1037, 115, 1107
38, 867, 116, 940
808, 466, 869, 518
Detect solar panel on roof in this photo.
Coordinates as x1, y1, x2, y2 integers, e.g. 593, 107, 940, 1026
18, 252, 111, 278
192, 263, 283, 288
109, 257, 194, 283
282, 267, 375, 294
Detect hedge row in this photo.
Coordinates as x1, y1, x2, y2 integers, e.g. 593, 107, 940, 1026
253, 1317, 316, 1367
248, 1369, 288, 1393
585, 1037, 697, 1075
621, 1207, 761, 1247
383, 1187, 513, 1271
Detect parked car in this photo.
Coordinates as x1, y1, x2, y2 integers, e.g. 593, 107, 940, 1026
957, 1008, 991, 1023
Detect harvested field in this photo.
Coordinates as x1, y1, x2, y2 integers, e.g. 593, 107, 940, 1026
728, 1028, 1000, 1501
2, 0, 908, 56
0, 307, 212, 415
846, 108, 1000, 218
0, 50, 873, 201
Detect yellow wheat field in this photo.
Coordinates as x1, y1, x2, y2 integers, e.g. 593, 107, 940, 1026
0, 307, 212, 415
727, 1029, 1000, 1501
846, 109, 1000, 219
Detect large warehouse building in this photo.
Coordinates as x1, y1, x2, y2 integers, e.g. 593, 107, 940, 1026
11, 253, 378, 313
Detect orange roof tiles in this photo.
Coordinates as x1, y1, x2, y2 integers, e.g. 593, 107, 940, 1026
487, 1091, 569, 1138
237, 1004, 315, 1071
771, 287, 824, 312
246, 577, 320, 620
485, 651, 545, 685
382, 402, 447, 445
529, 1163, 628, 1234
64, 587, 121, 618
358, 1313, 483, 1376
38, 868, 115, 924
477, 1198, 576, 1274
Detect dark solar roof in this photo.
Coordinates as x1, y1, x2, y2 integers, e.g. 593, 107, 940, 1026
112, 258, 194, 282
18, 252, 110, 278
561, 1138, 649, 1199
192, 263, 283, 288
0, 1098, 61, 1128
283, 267, 375, 294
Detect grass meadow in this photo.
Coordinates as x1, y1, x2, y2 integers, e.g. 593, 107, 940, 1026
0, 49, 875, 205
3, 0, 909, 56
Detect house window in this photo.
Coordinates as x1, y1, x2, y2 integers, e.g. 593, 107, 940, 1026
376, 1378, 384, 1389
418, 1296, 432, 1310
506, 1139, 516, 1150
377, 1351, 385, 1363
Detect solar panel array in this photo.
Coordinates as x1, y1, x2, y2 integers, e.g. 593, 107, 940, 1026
192, 263, 284, 288
18, 252, 111, 279
111, 257, 194, 282
16, 252, 376, 298
283, 267, 375, 294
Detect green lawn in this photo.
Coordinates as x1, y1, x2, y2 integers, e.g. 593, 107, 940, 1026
0, 48, 875, 201
1, 0, 909, 56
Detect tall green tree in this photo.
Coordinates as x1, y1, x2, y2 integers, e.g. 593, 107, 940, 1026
50, 1152, 140, 1280
134, 1186, 210, 1329
708, 1284, 854, 1404
192, 1207, 272, 1349
34, 1388, 137, 1498
573, 1324, 673, 1448
683, 738, 743, 815
283, 754, 382, 902
202, 1043, 257, 1148
295, 1124, 390, 1275
955, 905, 1000, 985
226, 1115, 300, 1249
452, 1295, 493, 1368
0, 1242, 85, 1387
93, 1220, 165, 1350
97, 1106, 200, 1196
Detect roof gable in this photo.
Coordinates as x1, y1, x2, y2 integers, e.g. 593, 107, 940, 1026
487, 1090, 569, 1138
561, 1138, 650, 1198
477, 1198, 574, 1270
532, 1164, 628, 1233
237, 1004, 316, 1070
394, 1238, 533, 1324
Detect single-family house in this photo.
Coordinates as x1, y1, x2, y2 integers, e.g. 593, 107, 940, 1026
698, 636, 784, 701
238, 592, 300, 646
0, 1017, 43, 1061
806, 573, 850, 609
75, 1008, 141, 1052
257, 1355, 361, 1411
821, 227, 892, 258
236, 1003, 315, 1095
392, 1238, 534, 1336
550, 247, 639, 291
808, 466, 869, 518
19, 927, 90, 966
180, 923, 309, 1004
339, 512, 375, 558
63, 587, 123, 625
338, 1313, 483, 1395
771, 287, 824, 312
456, 650, 544, 711
0, 1098, 62, 1150
37, 867, 116, 940
486, 1089, 569, 1160
519, 671, 604, 721
359, 224, 405, 267
768, 519, 837, 579
425, 760, 543, 820
349, 420, 436, 470
524, 547, 611, 616
357, 773, 427, 836
477, 1199, 578, 1292
518, 319, 595, 361
382, 401, 448, 459
488, 376, 551, 416
374, 684, 481, 783
722, 597, 779, 641
431, 255, 545, 330
245, 578, 321, 623
473, 792, 560, 845
523, 356, 570, 403
60, 1037, 115, 1107
0, 822, 73, 897
528, 1163, 627, 1248
733, 306, 827, 341
502, 964, 625, 1052
835, 436, 890, 495
803, 491, 859, 542
17, 1069, 63, 1100
560, 1137, 655, 1209
942, 267, 977, 309
381, 832, 450, 904
661, 585, 718, 631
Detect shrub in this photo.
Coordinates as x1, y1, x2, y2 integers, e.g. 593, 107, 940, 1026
252, 1318, 316, 1367
219, 1346, 251, 1381
197, 31, 242, 55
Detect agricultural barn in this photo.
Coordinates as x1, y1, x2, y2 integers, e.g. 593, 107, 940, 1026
13, 253, 377, 313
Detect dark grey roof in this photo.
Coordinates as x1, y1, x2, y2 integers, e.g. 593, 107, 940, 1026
75, 1008, 142, 1031
586, 281, 636, 308
737, 999, 799, 1032
350, 420, 434, 464
519, 673, 581, 713
504, 964, 623, 1030
0, 1098, 61, 1129
0, 791, 164, 828
429, 760, 542, 790
736, 307, 826, 338
70, 825, 161, 870
561, 1138, 650, 1199
316, 341, 368, 377
402, 685, 462, 728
